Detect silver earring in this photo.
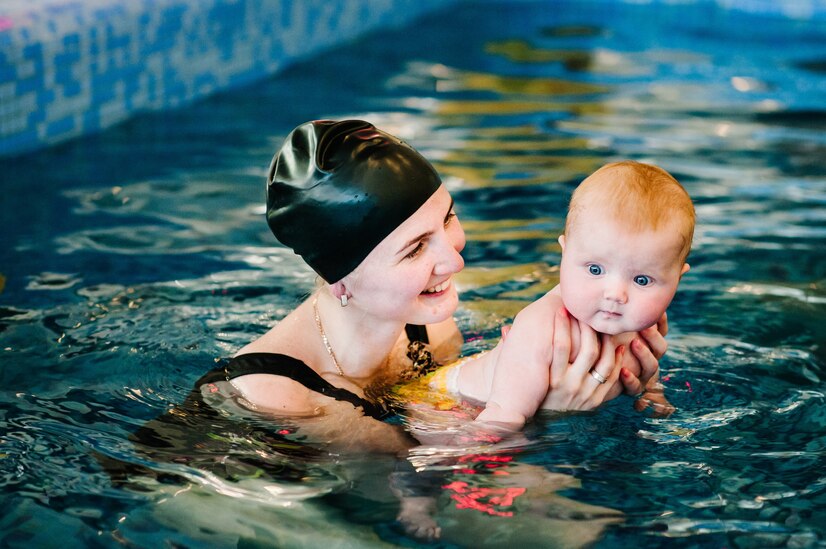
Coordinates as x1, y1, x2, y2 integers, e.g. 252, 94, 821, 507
340, 294, 348, 307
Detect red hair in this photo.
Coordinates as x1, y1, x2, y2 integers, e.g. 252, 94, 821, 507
566, 161, 695, 262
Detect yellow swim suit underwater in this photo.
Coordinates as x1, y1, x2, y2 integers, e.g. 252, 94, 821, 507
395, 355, 476, 412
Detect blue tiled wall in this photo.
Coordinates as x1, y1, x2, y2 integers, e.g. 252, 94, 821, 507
1, 0, 823, 157
0, 0, 455, 157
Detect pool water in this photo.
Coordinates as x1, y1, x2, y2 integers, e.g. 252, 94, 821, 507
1, 1, 825, 547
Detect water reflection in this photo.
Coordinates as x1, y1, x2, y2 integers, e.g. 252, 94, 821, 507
1, 0, 825, 546
486, 39, 710, 76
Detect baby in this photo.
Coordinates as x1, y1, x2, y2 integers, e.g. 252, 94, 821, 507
438, 161, 695, 427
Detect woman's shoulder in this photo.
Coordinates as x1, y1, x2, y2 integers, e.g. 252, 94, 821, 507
227, 368, 321, 416
225, 352, 394, 420
220, 345, 325, 415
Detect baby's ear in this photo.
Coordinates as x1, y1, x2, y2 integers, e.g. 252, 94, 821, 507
558, 234, 566, 252
680, 263, 691, 276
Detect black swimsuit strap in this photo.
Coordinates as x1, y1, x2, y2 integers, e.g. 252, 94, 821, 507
405, 324, 429, 345
225, 352, 392, 420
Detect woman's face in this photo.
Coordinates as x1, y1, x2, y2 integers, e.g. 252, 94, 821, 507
343, 185, 466, 326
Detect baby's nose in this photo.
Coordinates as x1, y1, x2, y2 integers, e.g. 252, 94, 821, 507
604, 278, 628, 303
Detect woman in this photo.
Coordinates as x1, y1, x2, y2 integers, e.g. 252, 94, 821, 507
212, 119, 668, 450
121, 119, 669, 543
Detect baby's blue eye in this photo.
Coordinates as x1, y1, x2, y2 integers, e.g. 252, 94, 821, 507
588, 264, 603, 276
634, 275, 651, 286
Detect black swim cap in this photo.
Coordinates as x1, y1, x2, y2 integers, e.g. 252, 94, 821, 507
266, 120, 442, 282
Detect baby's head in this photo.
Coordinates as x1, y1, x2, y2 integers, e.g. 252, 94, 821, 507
558, 161, 695, 335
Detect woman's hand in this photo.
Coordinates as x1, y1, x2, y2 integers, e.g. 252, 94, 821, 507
618, 313, 675, 417
621, 312, 668, 384
540, 308, 626, 411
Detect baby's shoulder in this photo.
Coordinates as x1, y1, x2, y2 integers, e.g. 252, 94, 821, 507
516, 287, 564, 324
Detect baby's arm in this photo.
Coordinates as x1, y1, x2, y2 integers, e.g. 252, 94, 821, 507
473, 291, 563, 428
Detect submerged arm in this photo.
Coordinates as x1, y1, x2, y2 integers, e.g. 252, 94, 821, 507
226, 374, 416, 455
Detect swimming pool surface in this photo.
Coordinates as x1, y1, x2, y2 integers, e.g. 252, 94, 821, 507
1, 1, 825, 547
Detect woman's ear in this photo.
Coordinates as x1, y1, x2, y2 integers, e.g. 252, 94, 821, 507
330, 281, 348, 299
558, 234, 566, 252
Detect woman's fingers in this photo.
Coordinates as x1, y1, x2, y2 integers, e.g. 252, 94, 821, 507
585, 334, 614, 383
569, 328, 616, 409
587, 338, 623, 404
570, 319, 600, 378
639, 313, 668, 359
640, 325, 667, 360
619, 366, 644, 396
545, 307, 638, 411
627, 338, 657, 387
657, 311, 669, 337
565, 333, 616, 409
550, 307, 572, 388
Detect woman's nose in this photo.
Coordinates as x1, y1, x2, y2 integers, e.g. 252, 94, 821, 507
434, 223, 465, 275
452, 218, 467, 254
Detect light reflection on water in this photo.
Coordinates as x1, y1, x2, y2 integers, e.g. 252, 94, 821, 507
1, 1, 825, 547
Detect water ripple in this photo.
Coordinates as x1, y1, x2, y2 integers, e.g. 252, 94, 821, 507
1, 1, 825, 546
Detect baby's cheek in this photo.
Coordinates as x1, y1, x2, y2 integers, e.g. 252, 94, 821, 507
632, 308, 665, 335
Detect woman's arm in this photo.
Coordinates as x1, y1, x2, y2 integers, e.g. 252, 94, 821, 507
226, 375, 417, 454
218, 375, 438, 539
291, 400, 418, 454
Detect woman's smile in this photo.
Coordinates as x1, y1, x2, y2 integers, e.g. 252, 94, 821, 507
422, 277, 452, 296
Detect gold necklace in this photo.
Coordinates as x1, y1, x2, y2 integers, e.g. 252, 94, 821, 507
312, 297, 345, 376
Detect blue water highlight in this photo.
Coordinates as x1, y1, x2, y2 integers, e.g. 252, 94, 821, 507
1, 1, 824, 547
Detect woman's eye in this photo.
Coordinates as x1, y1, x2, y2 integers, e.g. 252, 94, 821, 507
444, 211, 456, 227
588, 264, 603, 275
405, 242, 425, 259
634, 275, 651, 286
